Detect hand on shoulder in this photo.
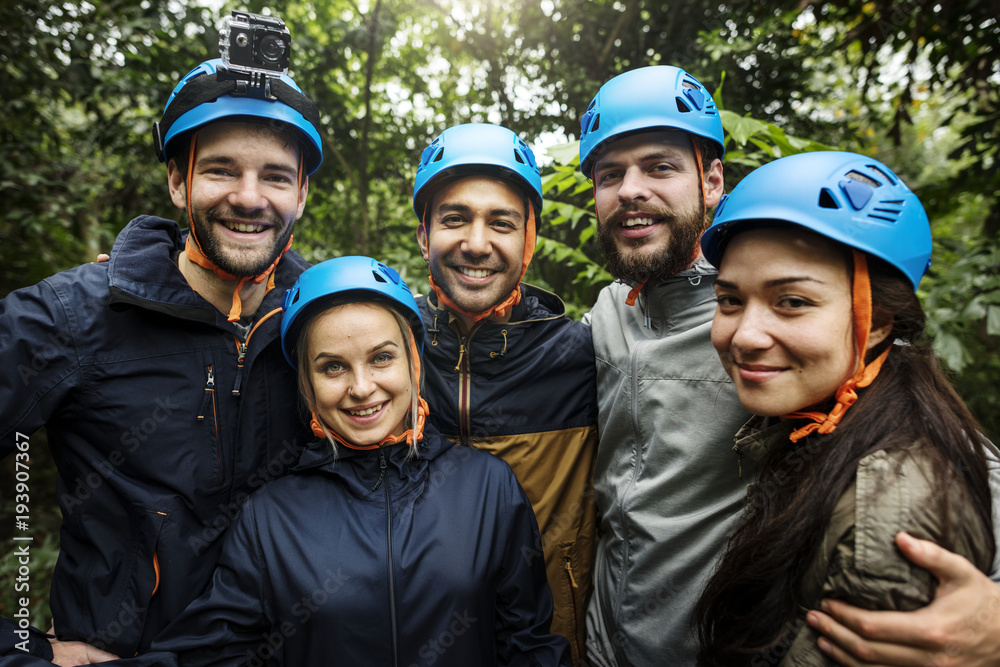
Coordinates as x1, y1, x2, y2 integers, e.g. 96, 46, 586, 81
807, 532, 1000, 667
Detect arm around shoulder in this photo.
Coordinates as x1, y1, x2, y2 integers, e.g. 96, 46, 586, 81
804, 447, 1000, 667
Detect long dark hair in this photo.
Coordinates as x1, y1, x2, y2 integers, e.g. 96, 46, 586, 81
696, 255, 995, 666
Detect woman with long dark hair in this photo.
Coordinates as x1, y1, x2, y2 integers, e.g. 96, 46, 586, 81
695, 152, 995, 666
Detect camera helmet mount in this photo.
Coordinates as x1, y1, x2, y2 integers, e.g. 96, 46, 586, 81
217, 10, 291, 101
152, 11, 322, 175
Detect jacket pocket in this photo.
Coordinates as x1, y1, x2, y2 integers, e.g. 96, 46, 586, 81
196, 363, 223, 484
555, 541, 586, 666
84, 508, 167, 656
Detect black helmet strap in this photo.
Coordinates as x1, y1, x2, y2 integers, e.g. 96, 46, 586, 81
153, 71, 320, 163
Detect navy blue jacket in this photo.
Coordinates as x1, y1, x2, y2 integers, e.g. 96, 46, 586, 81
0, 216, 311, 659
112, 430, 571, 667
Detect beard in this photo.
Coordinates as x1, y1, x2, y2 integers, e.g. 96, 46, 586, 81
597, 201, 706, 285
192, 206, 292, 277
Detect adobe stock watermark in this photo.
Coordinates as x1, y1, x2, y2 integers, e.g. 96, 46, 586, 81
188, 437, 303, 556
17, 330, 73, 387
59, 396, 180, 515
10, 432, 35, 653
243, 566, 351, 667
407, 609, 479, 667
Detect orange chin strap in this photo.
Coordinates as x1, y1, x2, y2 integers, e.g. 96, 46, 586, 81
785, 250, 892, 443
423, 200, 537, 323
311, 328, 429, 451
181, 131, 300, 322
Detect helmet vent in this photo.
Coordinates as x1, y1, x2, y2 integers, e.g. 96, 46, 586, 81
867, 165, 896, 186
844, 170, 881, 187
372, 270, 388, 283
590, 114, 600, 132
818, 188, 841, 209
868, 201, 904, 223
431, 147, 444, 163
513, 150, 525, 164
676, 97, 692, 113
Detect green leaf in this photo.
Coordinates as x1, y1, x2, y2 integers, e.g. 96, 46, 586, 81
932, 332, 970, 372
719, 110, 769, 146
545, 141, 581, 166
988, 305, 1000, 336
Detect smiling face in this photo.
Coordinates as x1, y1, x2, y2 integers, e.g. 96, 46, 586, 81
168, 120, 308, 277
592, 130, 723, 283
711, 227, 864, 417
303, 302, 413, 447
416, 175, 526, 326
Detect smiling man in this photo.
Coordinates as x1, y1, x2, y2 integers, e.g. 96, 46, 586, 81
0, 53, 322, 664
412, 123, 598, 665
580, 66, 1000, 667
578, 65, 751, 667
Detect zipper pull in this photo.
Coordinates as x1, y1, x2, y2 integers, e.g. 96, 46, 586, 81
232, 341, 247, 396
453, 337, 467, 372
197, 365, 215, 420
564, 557, 578, 589
733, 443, 743, 479
430, 313, 440, 347
372, 449, 387, 492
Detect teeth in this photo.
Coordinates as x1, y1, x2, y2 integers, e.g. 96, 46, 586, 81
225, 221, 266, 233
348, 403, 383, 417
459, 267, 494, 278
623, 217, 655, 227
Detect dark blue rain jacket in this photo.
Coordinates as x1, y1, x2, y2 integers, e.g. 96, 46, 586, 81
0, 215, 311, 660
115, 430, 570, 666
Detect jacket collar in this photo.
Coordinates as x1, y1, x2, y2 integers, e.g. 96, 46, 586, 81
425, 283, 567, 324
106, 215, 308, 328
293, 423, 454, 474
613, 256, 720, 332
733, 415, 797, 464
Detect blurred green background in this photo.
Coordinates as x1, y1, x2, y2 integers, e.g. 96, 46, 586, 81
2, 0, 998, 628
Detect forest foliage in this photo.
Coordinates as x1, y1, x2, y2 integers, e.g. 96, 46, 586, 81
1, 0, 998, 626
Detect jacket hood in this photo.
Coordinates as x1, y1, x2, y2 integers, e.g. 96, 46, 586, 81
422, 283, 571, 362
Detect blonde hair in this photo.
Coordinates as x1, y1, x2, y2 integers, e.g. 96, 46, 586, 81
295, 300, 420, 459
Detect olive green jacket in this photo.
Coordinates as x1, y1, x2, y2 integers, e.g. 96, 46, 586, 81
734, 417, 995, 667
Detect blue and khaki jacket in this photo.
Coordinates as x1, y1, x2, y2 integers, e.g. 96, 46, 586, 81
0, 215, 310, 660
419, 285, 598, 665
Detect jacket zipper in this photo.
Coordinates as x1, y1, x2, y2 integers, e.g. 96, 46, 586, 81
196, 364, 221, 482
454, 322, 482, 447
564, 556, 583, 661
376, 448, 399, 666
230, 307, 282, 396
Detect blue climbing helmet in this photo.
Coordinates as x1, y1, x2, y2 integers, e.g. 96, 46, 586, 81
412, 123, 543, 217
579, 65, 725, 177
153, 58, 323, 175
280, 256, 425, 368
701, 151, 932, 291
